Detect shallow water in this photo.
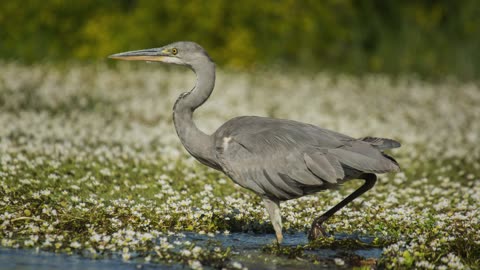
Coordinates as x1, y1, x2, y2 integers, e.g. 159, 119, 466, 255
0, 247, 178, 270
0, 232, 383, 269
181, 232, 382, 268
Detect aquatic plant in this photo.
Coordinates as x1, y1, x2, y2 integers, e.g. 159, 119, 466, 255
0, 63, 478, 269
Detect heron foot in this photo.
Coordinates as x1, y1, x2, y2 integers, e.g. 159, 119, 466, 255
308, 215, 330, 241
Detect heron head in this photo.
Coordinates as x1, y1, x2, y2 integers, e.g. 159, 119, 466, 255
109, 41, 212, 67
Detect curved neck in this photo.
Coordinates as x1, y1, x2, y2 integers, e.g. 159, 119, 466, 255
173, 58, 219, 169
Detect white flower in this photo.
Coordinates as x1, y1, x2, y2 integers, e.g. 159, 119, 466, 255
189, 260, 202, 270
334, 258, 345, 266
40, 189, 51, 196
231, 261, 243, 269
90, 233, 102, 242
24, 240, 35, 247
70, 241, 81, 249
192, 246, 202, 256
181, 249, 192, 257
122, 251, 131, 261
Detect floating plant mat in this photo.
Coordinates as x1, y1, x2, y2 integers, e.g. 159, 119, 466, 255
0, 63, 479, 269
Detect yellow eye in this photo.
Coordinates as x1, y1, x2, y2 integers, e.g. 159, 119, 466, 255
172, 48, 178, 55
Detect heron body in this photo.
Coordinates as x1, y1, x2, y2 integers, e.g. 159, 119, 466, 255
110, 41, 400, 244
215, 116, 399, 199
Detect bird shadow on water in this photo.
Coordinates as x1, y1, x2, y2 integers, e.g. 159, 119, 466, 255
180, 231, 386, 269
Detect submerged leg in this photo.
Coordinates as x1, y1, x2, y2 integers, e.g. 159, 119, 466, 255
308, 173, 377, 241
263, 197, 283, 244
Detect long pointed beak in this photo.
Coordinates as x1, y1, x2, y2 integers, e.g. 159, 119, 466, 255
108, 48, 168, 61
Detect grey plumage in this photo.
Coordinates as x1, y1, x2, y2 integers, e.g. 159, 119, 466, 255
109, 41, 401, 244
360, 136, 401, 151
214, 116, 399, 200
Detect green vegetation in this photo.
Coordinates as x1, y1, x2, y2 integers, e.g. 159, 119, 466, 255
0, 63, 479, 269
1, 1, 480, 78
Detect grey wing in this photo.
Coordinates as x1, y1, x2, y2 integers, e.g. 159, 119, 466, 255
328, 143, 400, 173
215, 134, 343, 200
214, 116, 399, 200
213, 117, 345, 200
359, 136, 401, 151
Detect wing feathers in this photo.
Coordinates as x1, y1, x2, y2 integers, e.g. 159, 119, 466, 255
214, 116, 401, 200
360, 136, 401, 150
329, 148, 399, 173
263, 169, 303, 197
303, 152, 341, 183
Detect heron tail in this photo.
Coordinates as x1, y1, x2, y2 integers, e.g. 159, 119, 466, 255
382, 152, 400, 171
360, 136, 401, 151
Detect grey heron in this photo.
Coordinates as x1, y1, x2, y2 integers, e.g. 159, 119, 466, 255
109, 41, 400, 244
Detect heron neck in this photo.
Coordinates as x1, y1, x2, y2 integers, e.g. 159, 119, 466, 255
173, 59, 219, 169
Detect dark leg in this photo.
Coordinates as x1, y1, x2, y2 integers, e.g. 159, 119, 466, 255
308, 173, 377, 241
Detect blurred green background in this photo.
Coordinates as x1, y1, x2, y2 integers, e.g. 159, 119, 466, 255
1, 0, 479, 79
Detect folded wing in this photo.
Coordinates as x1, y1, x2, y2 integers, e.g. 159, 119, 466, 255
214, 116, 400, 200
